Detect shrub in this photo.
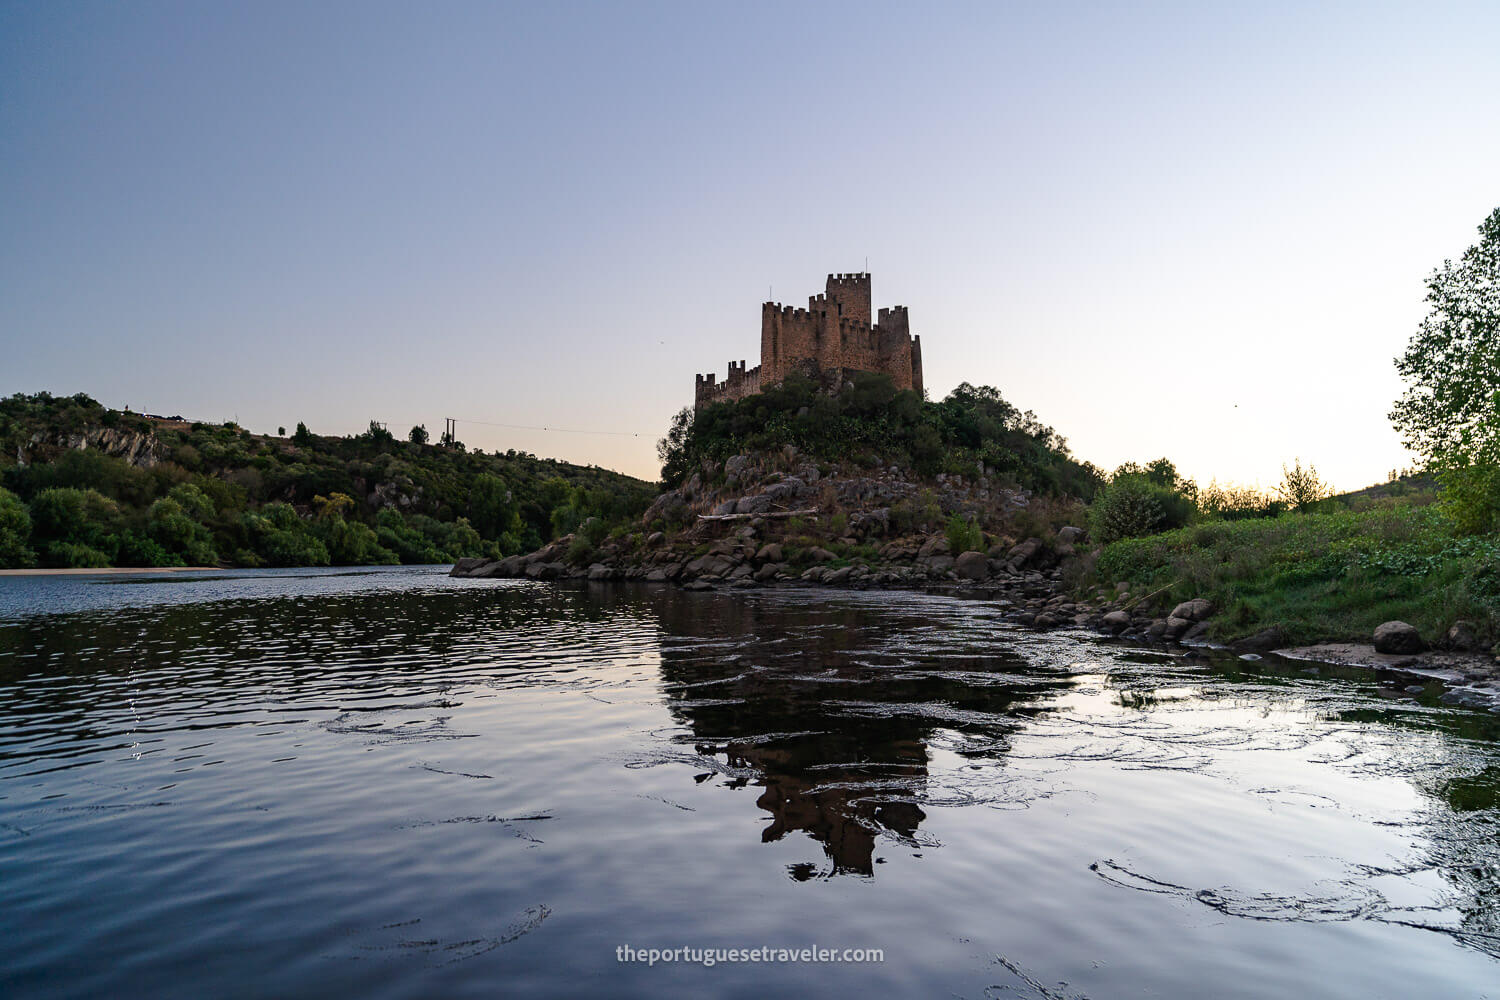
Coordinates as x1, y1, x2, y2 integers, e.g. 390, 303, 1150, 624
578, 516, 609, 547
1089, 477, 1164, 543
945, 513, 983, 554
565, 535, 595, 565
45, 541, 110, 568
1199, 481, 1284, 521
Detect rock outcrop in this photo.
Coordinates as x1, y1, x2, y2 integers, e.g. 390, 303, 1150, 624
1373, 621, 1425, 654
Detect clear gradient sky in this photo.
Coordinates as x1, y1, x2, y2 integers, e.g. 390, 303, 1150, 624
3, 2, 1497, 488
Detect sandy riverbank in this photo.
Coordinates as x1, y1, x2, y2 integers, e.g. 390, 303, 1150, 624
0, 566, 220, 577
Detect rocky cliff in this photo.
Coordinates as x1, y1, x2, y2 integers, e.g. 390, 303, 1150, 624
17, 425, 164, 469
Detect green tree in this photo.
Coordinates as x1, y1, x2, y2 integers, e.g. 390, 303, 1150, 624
1277, 458, 1330, 513
148, 484, 220, 565
242, 504, 330, 566
292, 422, 313, 447
29, 487, 123, 566
409, 424, 429, 446
1390, 207, 1500, 531
657, 407, 694, 484
0, 487, 36, 568
468, 473, 521, 540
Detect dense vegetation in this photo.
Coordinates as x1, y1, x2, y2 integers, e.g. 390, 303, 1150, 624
659, 373, 1102, 498
1090, 495, 1497, 644
0, 392, 654, 569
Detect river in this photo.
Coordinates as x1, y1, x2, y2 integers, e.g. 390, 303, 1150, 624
1, 566, 1497, 998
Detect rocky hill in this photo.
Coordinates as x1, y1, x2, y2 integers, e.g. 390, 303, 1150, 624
454, 444, 1104, 610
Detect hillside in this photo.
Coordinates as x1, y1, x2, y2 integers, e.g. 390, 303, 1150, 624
0, 392, 655, 569
455, 374, 1102, 584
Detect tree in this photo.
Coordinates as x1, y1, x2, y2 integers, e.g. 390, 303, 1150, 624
409, 424, 429, 446
657, 407, 694, 484
468, 473, 521, 540
1277, 459, 1329, 512
148, 484, 219, 565
1390, 207, 1500, 530
28, 487, 123, 566
277, 426, 286, 437
292, 422, 313, 447
0, 487, 36, 568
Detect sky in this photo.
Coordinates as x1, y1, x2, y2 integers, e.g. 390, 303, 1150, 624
2, 1, 1497, 490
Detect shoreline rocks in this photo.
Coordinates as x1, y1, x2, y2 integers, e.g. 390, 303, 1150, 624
452, 448, 1498, 711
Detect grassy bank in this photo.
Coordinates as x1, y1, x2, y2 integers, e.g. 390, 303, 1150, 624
1088, 501, 1499, 646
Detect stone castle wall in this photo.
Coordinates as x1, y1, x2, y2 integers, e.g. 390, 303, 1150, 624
695, 272, 923, 410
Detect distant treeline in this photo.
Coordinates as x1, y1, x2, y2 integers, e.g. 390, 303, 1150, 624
0, 392, 655, 569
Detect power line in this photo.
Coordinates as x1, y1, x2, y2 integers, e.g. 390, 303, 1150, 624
451, 416, 647, 438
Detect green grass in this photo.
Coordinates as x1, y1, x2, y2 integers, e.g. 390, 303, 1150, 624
1092, 503, 1500, 645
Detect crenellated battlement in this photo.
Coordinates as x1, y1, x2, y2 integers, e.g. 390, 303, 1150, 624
698, 271, 924, 409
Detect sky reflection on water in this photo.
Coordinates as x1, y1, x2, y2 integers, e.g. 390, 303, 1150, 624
1, 568, 1497, 998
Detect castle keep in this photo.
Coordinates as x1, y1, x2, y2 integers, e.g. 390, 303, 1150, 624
694, 272, 923, 410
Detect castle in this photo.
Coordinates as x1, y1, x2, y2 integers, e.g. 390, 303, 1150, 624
694, 272, 923, 410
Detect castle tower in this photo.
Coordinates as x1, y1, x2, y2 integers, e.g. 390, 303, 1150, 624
824, 272, 871, 327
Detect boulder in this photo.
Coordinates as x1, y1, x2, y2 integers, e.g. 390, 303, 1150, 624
1446, 620, 1481, 651
917, 536, 951, 558
1057, 526, 1085, 545
450, 556, 490, 577
764, 478, 805, 503
685, 554, 735, 578
954, 550, 989, 581
1374, 621, 1425, 654
754, 542, 784, 563
644, 568, 669, 582
922, 555, 955, 574
753, 562, 784, 582
1170, 599, 1215, 622
494, 555, 526, 577
1006, 538, 1045, 568
807, 547, 837, 563
641, 490, 688, 527
1163, 616, 1193, 640
1180, 621, 1211, 643
586, 563, 615, 581
526, 562, 564, 580
710, 499, 739, 516
1101, 610, 1131, 634
724, 454, 754, 478
824, 566, 855, 584
1231, 625, 1288, 653
735, 494, 774, 515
